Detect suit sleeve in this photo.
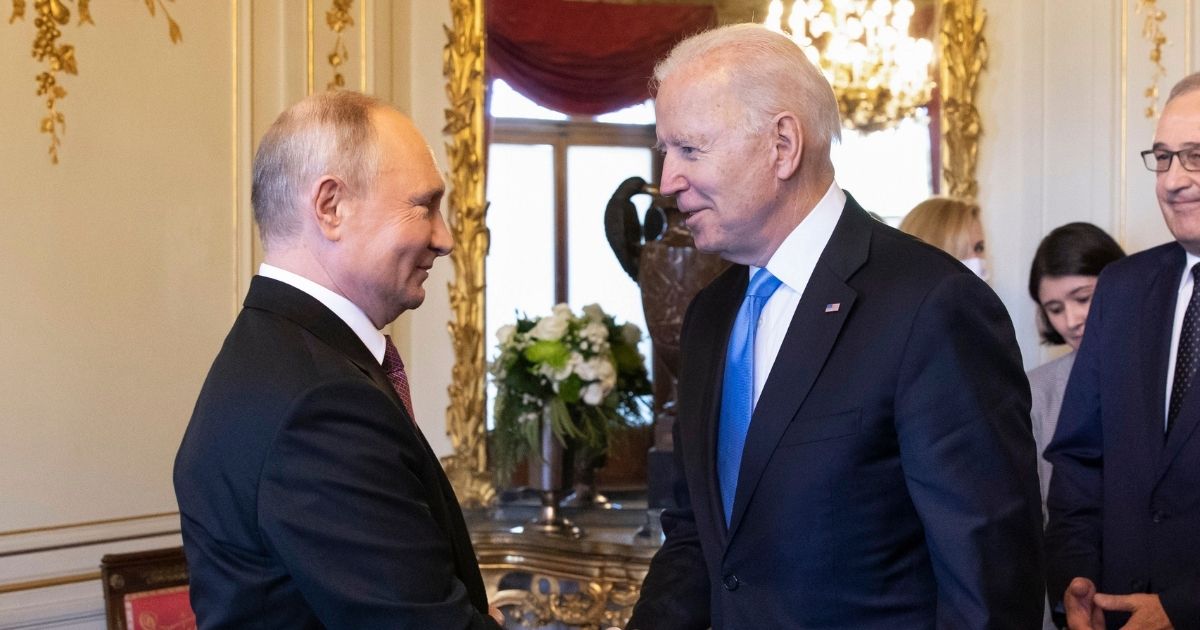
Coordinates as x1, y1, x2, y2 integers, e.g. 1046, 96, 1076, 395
258, 378, 501, 630
626, 306, 712, 630
1042, 277, 1106, 613
894, 273, 1045, 629
1160, 578, 1200, 630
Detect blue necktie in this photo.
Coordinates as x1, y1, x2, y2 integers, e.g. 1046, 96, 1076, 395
718, 268, 782, 526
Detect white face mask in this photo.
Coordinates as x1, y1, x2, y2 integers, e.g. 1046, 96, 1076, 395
960, 256, 989, 282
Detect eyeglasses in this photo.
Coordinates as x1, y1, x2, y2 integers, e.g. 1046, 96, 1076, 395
1141, 148, 1200, 172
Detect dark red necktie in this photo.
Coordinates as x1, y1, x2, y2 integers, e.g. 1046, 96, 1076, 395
382, 335, 416, 422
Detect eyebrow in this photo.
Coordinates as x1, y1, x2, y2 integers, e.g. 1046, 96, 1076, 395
656, 133, 706, 151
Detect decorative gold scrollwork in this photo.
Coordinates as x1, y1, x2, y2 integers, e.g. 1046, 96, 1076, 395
9, 0, 182, 164
441, 0, 495, 507
1136, 0, 1168, 119
492, 573, 641, 630
939, 0, 986, 200
325, 0, 353, 90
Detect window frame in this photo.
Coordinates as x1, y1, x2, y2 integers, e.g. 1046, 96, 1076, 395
491, 116, 660, 303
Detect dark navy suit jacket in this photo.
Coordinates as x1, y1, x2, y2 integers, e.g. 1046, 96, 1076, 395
174, 276, 499, 629
628, 198, 1044, 629
1046, 241, 1200, 629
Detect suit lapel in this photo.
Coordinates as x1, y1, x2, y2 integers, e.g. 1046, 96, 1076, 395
1126, 251, 1177, 474
1155, 246, 1200, 479
725, 198, 869, 540
243, 276, 413, 424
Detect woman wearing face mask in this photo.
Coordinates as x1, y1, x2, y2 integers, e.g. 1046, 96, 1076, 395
899, 197, 989, 281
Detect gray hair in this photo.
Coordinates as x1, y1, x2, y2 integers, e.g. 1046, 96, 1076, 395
652, 23, 842, 149
1168, 72, 1200, 104
251, 90, 387, 247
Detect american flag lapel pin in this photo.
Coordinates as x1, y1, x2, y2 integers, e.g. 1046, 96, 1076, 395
824, 303, 841, 313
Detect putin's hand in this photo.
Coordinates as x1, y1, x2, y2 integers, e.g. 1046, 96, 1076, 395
1093, 592, 1172, 630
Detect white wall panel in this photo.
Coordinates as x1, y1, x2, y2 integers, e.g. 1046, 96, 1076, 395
980, 0, 1195, 368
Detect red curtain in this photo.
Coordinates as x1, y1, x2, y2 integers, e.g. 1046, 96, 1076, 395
487, 0, 716, 116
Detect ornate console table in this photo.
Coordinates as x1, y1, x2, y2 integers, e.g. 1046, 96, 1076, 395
466, 501, 663, 630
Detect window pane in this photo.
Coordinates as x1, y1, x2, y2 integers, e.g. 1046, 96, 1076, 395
594, 100, 656, 125
489, 78, 568, 121
831, 113, 934, 225
566, 146, 654, 369
486, 143, 556, 427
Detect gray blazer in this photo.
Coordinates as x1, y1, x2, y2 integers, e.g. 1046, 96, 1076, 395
1028, 350, 1076, 521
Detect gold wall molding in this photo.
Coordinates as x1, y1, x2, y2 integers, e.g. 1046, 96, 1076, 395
441, 0, 986, 501
0, 570, 100, 595
939, 0, 986, 200
1136, 0, 1168, 118
0, 512, 182, 596
8, 0, 182, 164
0, 511, 179, 538
441, 0, 494, 507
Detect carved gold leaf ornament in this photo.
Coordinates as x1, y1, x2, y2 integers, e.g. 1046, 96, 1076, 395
441, 0, 495, 507
441, 0, 985, 502
325, 0, 353, 90
938, 0, 985, 200
10, 0, 182, 164
1136, 0, 1168, 119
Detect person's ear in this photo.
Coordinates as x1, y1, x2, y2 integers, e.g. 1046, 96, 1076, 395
310, 176, 347, 241
772, 111, 803, 179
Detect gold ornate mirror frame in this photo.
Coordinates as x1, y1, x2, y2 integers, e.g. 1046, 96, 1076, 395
441, 0, 987, 506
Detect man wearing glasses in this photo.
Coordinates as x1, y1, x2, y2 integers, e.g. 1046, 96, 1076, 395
1045, 73, 1200, 630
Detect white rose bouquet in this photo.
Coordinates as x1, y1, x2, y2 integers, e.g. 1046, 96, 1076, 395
491, 303, 651, 481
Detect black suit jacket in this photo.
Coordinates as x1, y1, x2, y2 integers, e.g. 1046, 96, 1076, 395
629, 197, 1044, 629
1045, 242, 1200, 629
174, 276, 500, 629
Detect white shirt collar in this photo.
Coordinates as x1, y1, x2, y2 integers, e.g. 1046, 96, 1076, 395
752, 181, 846, 291
1179, 251, 1200, 292
258, 263, 387, 365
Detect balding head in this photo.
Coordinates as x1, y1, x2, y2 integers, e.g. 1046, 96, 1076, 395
1167, 72, 1200, 105
251, 90, 389, 249
653, 23, 842, 153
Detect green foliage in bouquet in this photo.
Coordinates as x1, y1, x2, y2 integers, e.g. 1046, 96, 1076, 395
490, 303, 652, 482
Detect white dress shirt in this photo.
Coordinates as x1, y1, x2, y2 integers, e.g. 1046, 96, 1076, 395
1164, 251, 1200, 427
258, 263, 387, 365
749, 182, 846, 406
